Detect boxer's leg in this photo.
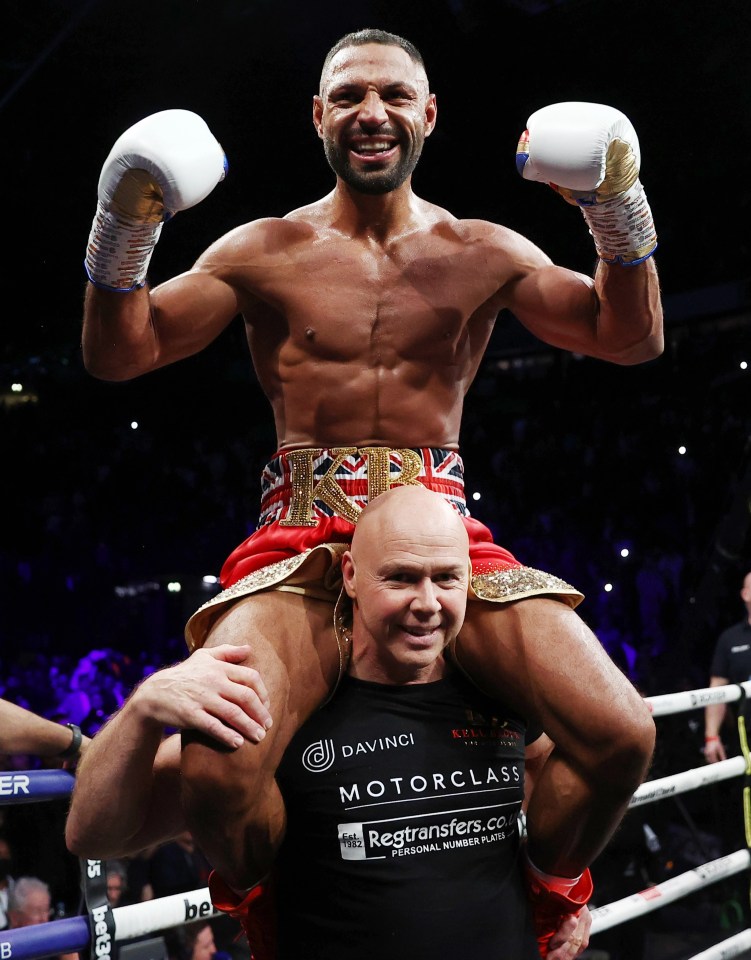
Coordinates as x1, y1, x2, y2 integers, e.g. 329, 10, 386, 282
455, 596, 655, 877
180, 589, 339, 890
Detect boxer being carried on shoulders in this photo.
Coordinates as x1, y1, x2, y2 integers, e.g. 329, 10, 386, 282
76, 28, 660, 956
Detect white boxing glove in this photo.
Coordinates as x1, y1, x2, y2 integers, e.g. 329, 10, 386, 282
516, 101, 657, 266
85, 109, 227, 291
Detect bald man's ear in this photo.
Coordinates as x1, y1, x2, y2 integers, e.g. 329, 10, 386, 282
341, 551, 357, 599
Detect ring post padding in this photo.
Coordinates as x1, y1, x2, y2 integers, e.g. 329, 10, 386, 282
0, 769, 75, 805
82, 859, 116, 960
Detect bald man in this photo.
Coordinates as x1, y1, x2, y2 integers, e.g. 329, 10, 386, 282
216, 487, 591, 959
69, 487, 591, 960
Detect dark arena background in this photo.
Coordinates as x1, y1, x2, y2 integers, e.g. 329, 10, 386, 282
1, 1, 751, 958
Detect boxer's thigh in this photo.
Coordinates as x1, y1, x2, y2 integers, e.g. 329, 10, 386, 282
203, 588, 340, 767
456, 596, 651, 758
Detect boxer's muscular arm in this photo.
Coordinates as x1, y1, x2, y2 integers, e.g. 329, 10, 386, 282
524, 731, 554, 810
504, 250, 663, 365
505, 101, 663, 365
83, 266, 241, 381
521, 734, 594, 959
82, 109, 238, 382
65, 645, 271, 859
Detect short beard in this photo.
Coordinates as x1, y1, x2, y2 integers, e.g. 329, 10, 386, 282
323, 138, 422, 195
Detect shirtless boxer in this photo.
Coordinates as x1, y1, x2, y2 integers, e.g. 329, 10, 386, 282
79, 26, 659, 935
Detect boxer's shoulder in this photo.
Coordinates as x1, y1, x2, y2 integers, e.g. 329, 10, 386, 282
448, 217, 551, 271
198, 215, 318, 269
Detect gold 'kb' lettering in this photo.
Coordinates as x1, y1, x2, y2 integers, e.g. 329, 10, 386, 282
280, 447, 424, 526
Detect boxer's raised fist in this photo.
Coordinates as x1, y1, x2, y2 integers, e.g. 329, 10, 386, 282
85, 109, 227, 291
516, 101, 657, 265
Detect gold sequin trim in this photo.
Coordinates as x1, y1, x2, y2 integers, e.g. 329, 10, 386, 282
470, 566, 583, 608
206, 552, 316, 606
184, 545, 347, 651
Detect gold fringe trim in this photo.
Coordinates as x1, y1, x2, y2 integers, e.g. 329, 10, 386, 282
184, 543, 347, 652
470, 566, 583, 608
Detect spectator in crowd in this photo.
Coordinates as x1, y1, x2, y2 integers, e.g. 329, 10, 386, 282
166, 921, 219, 960
703, 570, 751, 857
704, 570, 751, 763
106, 860, 130, 908
7, 876, 53, 928
148, 832, 212, 901
0, 834, 16, 931
7, 876, 79, 960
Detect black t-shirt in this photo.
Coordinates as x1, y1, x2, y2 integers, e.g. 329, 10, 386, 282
710, 620, 751, 683
275, 670, 540, 960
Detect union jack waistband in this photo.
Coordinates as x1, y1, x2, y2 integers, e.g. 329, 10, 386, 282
259, 446, 467, 528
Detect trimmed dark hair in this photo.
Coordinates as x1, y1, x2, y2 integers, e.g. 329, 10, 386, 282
320, 29, 426, 93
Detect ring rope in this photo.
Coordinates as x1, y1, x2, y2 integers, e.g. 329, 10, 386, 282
590, 849, 750, 934
0, 769, 74, 805
629, 756, 746, 808
688, 929, 751, 960
111, 885, 219, 941
0, 916, 90, 960
644, 680, 751, 718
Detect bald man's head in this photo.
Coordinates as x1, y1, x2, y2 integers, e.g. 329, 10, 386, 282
342, 486, 470, 684
351, 485, 468, 557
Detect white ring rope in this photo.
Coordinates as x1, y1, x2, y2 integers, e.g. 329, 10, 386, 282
688, 929, 751, 960
644, 680, 751, 718
629, 756, 746, 808
2, 679, 750, 960
112, 887, 218, 940
590, 849, 750, 934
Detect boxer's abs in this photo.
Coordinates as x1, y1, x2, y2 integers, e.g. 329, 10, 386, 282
266, 356, 468, 451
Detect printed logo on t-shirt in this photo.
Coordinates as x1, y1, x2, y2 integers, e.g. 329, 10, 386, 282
731, 644, 750, 653
337, 802, 518, 861
302, 738, 336, 773
300, 731, 417, 772
452, 708, 522, 746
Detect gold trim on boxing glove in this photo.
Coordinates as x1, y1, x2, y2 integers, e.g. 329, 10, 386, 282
111, 169, 166, 223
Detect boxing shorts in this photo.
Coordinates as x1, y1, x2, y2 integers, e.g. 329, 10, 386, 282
184, 447, 582, 655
